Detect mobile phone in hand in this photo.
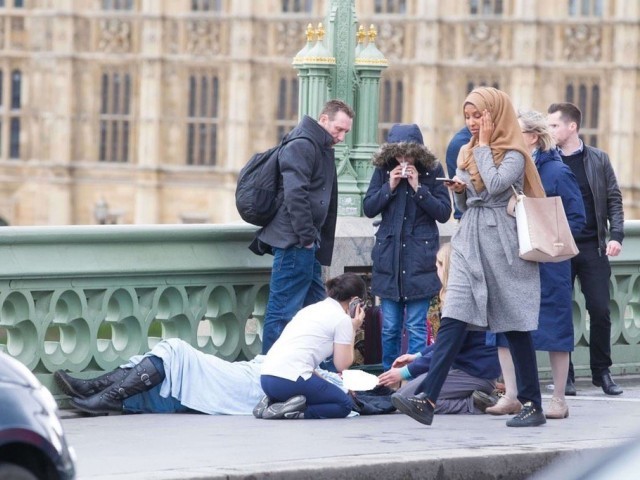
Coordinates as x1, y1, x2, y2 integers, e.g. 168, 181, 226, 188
348, 297, 364, 318
435, 177, 455, 184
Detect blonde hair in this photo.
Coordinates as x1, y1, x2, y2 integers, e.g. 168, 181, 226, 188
518, 109, 556, 152
436, 242, 452, 304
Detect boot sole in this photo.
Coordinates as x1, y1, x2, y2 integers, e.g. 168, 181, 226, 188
70, 398, 119, 416
54, 371, 88, 399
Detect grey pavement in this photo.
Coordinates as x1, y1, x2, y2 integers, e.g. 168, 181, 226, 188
60, 376, 640, 480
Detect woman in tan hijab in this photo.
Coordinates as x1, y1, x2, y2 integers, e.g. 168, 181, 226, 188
392, 87, 548, 428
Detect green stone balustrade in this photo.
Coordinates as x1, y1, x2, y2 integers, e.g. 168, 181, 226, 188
0, 224, 272, 397
0, 221, 638, 402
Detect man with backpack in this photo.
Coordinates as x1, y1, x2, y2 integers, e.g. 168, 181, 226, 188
249, 99, 355, 354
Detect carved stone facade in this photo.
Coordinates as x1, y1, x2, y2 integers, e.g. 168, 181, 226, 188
0, 0, 638, 225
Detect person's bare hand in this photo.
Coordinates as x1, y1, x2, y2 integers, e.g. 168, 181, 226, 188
478, 109, 494, 146
406, 165, 419, 192
389, 165, 404, 191
391, 353, 416, 368
351, 304, 365, 331
445, 176, 467, 194
606, 240, 622, 257
378, 368, 402, 387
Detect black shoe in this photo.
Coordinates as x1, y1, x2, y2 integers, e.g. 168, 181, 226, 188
565, 379, 577, 396
71, 357, 164, 415
262, 395, 306, 420
506, 402, 546, 427
472, 390, 498, 413
592, 372, 623, 395
391, 392, 435, 426
54, 368, 129, 399
252, 395, 272, 419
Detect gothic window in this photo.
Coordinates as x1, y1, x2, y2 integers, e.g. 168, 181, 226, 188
186, 73, 220, 166
565, 79, 600, 147
102, 0, 134, 10
568, 0, 604, 17
275, 76, 298, 141
0, 69, 22, 160
374, 0, 407, 14
378, 76, 404, 142
191, 0, 222, 11
99, 70, 132, 163
466, 78, 500, 93
469, 0, 503, 15
281, 0, 313, 13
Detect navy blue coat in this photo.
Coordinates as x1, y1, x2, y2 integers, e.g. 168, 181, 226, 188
532, 149, 586, 351
407, 331, 501, 381
363, 125, 452, 301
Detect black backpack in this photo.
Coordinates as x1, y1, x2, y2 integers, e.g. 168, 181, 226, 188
235, 135, 316, 227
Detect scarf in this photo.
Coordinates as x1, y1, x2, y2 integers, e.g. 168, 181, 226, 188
457, 87, 545, 198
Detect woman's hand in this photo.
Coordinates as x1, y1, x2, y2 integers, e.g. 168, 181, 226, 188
351, 304, 365, 331
445, 176, 467, 194
478, 109, 494, 146
378, 367, 403, 387
389, 165, 404, 191
406, 165, 419, 192
391, 353, 416, 368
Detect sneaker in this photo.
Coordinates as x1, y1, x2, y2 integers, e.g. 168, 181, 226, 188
262, 395, 306, 420
506, 402, 546, 427
472, 390, 499, 413
391, 392, 435, 426
485, 396, 522, 415
545, 397, 569, 419
252, 395, 271, 419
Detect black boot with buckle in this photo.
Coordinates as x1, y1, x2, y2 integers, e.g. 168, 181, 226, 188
54, 368, 130, 399
70, 357, 164, 415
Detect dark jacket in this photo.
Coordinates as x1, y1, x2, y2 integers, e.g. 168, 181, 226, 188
407, 331, 501, 380
582, 145, 625, 250
363, 124, 452, 301
252, 115, 338, 266
533, 148, 586, 351
445, 126, 472, 220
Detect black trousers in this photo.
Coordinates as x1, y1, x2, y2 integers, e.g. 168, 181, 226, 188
416, 317, 542, 409
568, 240, 613, 381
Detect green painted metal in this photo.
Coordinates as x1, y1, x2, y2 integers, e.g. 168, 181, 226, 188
0, 222, 638, 400
292, 0, 387, 217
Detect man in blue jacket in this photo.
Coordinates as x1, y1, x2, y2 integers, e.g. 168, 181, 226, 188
251, 99, 354, 354
445, 126, 472, 220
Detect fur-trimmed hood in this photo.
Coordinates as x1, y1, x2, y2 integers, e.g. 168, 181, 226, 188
371, 124, 438, 169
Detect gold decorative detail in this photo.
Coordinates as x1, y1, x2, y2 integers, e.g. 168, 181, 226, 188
305, 23, 315, 42
292, 56, 336, 65
354, 58, 388, 66
316, 22, 325, 42
368, 24, 377, 42
356, 25, 366, 44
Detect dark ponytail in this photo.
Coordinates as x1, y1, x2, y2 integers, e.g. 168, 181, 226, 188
325, 272, 366, 302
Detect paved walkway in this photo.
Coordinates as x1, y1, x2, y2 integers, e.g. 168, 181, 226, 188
60, 376, 640, 480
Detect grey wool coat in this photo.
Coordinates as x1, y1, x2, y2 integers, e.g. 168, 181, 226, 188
444, 145, 540, 332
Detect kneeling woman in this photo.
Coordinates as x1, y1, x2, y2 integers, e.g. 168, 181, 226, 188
257, 272, 366, 420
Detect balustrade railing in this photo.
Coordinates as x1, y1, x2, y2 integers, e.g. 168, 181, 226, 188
0, 221, 638, 400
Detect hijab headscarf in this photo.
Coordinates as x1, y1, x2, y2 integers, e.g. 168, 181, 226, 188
457, 87, 545, 198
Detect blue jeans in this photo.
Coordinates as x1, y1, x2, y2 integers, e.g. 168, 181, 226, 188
261, 245, 326, 354
380, 297, 430, 370
123, 385, 192, 414
261, 374, 354, 419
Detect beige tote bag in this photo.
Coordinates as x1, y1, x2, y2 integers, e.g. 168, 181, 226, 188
509, 188, 579, 263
